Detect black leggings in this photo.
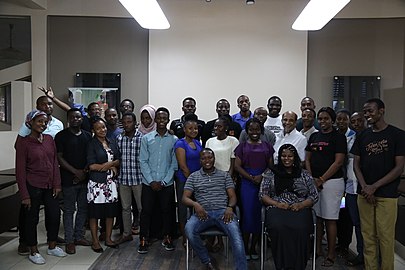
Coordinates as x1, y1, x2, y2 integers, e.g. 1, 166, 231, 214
22, 184, 60, 246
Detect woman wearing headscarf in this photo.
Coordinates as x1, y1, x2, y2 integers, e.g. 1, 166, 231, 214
138, 104, 166, 239
305, 107, 347, 267
16, 110, 67, 265
259, 144, 318, 270
138, 104, 157, 135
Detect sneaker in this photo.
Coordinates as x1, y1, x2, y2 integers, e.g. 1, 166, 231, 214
47, 246, 67, 257
18, 243, 30, 256
162, 236, 175, 251
137, 237, 148, 254
29, 253, 46, 265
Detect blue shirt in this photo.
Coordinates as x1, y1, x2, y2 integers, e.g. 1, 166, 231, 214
140, 130, 178, 186
174, 138, 202, 182
107, 127, 123, 142
232, 111, 253, 129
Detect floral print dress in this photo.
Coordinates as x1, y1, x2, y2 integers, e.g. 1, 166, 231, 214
87, 148, 118, 204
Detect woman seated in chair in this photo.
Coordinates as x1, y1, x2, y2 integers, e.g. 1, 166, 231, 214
259, 144, 318, 270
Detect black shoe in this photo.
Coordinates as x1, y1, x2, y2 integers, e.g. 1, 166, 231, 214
162, 236, 175, 251
18, 243, 30, 256
138, 237, 148, 254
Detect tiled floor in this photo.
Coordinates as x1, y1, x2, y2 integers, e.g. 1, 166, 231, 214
1, 210, 405, 270
0, 210, 102, 270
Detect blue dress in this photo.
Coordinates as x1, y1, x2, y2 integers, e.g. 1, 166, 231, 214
235, 141, 274, 233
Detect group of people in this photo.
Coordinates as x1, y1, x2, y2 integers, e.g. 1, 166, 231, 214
14, 87, 404, 270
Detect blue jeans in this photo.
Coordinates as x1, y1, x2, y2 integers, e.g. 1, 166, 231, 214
63, 184, 88, 243
185, 209, 247, 270
346, 193, 363, 258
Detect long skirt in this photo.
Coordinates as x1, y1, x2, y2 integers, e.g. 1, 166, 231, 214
240, 168, 264, 233
266, 207, 313, 270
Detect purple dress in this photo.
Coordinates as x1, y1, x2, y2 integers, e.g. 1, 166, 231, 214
235, 141, 274, 233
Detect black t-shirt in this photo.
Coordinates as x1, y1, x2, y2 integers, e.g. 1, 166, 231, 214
55, 129, 92, 186
201, 117, 243, 147
306, 129, 347, 179
350, 125, 405, 198
81, 117, 91, 132
169, 117, 205, 141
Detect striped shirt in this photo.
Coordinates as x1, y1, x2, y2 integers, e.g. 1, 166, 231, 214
184, 168, 235, 211
116, 130, 143, 186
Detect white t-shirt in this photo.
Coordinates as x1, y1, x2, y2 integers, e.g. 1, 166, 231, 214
206, 136, 239, 172
273, 129, 307, 163
264, 115, 283, 134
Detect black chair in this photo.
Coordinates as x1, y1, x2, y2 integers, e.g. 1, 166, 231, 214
260, 206, 317, 270
185, 206, 241, 270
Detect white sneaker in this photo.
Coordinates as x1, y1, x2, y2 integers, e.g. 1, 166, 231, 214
47, 246, 67, 257
29, 253, 46, 264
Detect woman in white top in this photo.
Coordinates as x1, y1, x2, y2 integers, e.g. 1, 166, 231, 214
206, 116, 239, 174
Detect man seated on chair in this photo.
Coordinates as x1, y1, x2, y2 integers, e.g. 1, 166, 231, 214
183, 148, 247, 270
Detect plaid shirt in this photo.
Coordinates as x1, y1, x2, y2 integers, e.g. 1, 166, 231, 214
117, 130, 143, 186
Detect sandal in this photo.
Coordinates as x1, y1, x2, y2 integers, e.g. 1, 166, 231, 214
322, 257, 335, 267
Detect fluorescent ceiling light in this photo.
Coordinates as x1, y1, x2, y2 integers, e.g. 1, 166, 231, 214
292, 0, 350, 31
119, 0, 170, 29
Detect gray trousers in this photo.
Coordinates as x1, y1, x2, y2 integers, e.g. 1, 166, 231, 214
119, 184, 142, 237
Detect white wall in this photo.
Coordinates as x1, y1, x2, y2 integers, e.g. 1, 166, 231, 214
149, 0, 308, 121
1, 0, 405, 121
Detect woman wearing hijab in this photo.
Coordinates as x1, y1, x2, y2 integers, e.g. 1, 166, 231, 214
259, 144, 318, 270
138, 104, 157, 135
16, 110, 67, 265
